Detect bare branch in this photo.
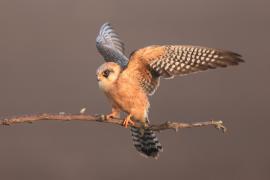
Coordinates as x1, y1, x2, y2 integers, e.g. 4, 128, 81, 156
0, 113, 227, 132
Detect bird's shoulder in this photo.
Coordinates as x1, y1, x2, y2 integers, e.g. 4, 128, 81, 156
121, 45, 164, 75
129, 45, 165, 64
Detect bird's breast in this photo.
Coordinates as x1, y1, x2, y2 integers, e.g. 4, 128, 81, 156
102, 76, 149, 114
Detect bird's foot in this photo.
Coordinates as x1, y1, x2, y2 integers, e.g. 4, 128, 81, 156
138, 121, 148, 137
122, 115, 135, 128
141, 121, 148, 128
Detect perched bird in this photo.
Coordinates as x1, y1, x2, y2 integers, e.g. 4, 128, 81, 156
95, 22, 244, 158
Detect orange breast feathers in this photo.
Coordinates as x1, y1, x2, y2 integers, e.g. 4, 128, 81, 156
106, 74, 150, 122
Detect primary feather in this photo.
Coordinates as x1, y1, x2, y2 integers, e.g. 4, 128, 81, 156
96, 22, 129, 67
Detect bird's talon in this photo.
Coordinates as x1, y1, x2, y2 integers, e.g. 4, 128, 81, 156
122, 118, 135, 128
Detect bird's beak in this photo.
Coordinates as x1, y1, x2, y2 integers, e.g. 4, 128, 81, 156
96, 75, 101, 82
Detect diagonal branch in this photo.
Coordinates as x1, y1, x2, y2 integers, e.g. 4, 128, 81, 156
0, 112, 227, 133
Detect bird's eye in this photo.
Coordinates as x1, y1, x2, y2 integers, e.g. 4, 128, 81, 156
102, 70, 111, 78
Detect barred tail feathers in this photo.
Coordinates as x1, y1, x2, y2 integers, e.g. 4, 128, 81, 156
130, 126, 163, 158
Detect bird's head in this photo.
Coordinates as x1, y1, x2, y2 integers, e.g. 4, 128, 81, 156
96, 62, 121, 91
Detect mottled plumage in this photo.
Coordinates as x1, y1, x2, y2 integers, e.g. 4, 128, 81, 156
126, 45, 243, 95
95, 22, 244, 158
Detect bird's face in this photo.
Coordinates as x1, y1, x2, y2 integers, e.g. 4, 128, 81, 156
96, 62, 121, 91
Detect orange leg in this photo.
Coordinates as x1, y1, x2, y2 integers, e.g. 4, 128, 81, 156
123, 114, 135, 128
106, 106, 120, 120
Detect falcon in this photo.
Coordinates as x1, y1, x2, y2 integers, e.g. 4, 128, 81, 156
95, 22, 244, 158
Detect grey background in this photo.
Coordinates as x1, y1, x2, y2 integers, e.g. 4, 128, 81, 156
0, 0, 269, 180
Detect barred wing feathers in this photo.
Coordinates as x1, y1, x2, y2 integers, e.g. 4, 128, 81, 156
125, 45, 244, 95
96, 23, 129, 67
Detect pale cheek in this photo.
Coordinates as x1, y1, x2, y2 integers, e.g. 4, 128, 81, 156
98, 81, 106, 90
108, 75, 117, 82
98, 81, 111, 92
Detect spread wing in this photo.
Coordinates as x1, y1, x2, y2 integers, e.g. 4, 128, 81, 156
124, 45, 244, 95
96, 22, 129, 68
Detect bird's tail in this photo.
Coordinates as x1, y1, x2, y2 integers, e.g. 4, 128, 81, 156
130, 126, 163, 158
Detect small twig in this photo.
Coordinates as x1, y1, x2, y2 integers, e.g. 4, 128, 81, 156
0, 113, 227, 133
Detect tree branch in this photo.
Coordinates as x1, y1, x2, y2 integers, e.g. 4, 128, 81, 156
0, 111, 227, 133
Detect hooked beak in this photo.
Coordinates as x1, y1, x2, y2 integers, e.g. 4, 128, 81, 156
96, 75, 101, 82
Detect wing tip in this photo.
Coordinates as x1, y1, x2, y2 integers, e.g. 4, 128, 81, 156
218, 50, 245, 66
100, 22, 111, 29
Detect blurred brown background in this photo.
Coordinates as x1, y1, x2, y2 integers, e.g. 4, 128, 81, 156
0, 0, 269, 180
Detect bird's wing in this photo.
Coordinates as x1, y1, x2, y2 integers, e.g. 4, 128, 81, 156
124, 45, 244, 95
96, 22, 129, 68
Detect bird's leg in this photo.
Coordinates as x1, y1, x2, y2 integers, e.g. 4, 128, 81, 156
105, 106, 120, 120
122, 114, 135, 128
138, 120, 148, 137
